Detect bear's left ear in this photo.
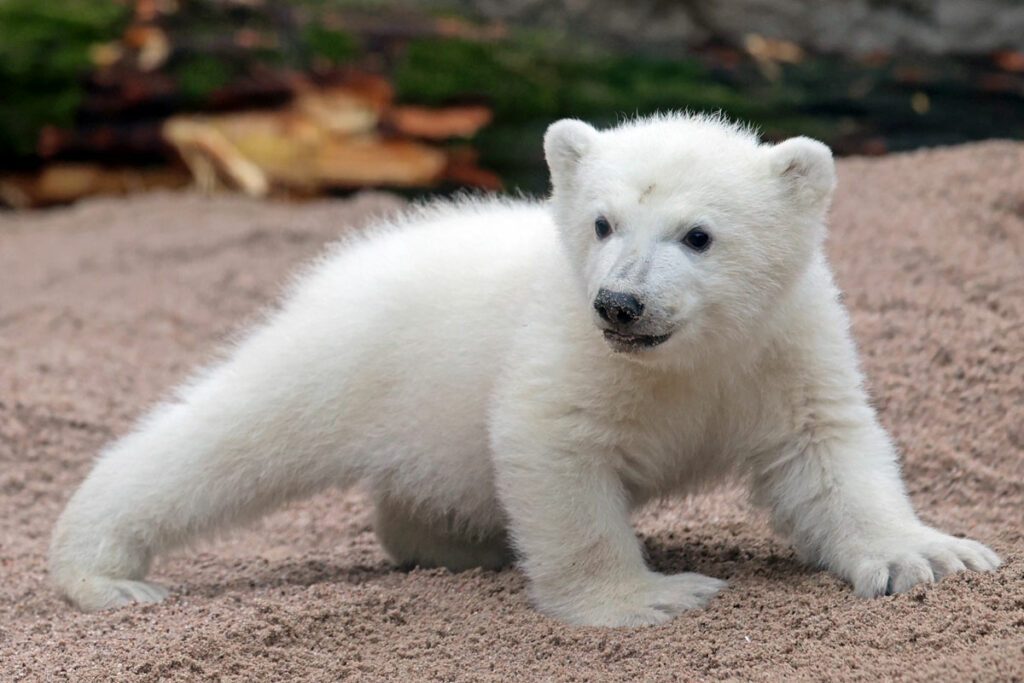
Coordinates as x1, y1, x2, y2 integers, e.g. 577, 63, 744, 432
768, 137, 836, 209
544, 119, 598, 187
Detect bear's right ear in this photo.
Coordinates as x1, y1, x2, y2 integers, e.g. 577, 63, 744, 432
544, 119, 598, 186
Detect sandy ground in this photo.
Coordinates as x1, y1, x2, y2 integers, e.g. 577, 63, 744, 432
1, 143, 1023, 682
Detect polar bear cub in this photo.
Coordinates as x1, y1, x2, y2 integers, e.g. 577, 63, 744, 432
50, 113, 1000, 626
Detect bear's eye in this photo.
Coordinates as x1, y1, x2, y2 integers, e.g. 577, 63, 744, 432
681, 227, 712, 252
594, 216, 612, 240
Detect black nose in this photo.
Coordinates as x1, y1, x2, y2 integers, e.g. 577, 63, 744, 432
594, 289, 644, 326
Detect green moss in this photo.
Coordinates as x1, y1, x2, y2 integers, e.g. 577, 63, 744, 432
0, 0, 130, 157
394, 36, 821, 121
175, 56, 235, 104
395, 39, 562, 121
394, 36, 827, 192
302, 24, 358, 65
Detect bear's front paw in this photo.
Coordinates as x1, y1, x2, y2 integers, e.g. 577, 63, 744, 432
57, 576, 169, 612
537, 571, 726, 627
843, 527, 1001, 597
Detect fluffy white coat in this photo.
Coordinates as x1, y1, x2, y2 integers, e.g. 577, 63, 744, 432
50, 114, 1000, 626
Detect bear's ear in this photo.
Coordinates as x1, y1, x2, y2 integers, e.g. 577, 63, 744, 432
768, 137, 836, 208
544, 119, 598, 186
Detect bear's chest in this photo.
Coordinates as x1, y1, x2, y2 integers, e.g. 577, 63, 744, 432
599, 374, 779, 500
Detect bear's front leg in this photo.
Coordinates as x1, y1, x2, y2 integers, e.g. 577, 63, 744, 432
493, 434, 725, 627
752, 416, 1000, 597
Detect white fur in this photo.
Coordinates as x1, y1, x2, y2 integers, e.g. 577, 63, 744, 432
50, 113, 1000, 626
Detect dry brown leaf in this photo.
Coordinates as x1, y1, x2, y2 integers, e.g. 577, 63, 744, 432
387, 105, 492, 140
443, 147, 502, 190
312, 137, 448, 187
1, 164, 190, 208
0, 176, 34, 209
442, 161, 502, 190
134, 0, 159, 22
433, 16, 508, 41
164, 117, 271, 195
160, 75, 494, 196
165, 111, 449, 191
743, 33, 804, 64
295, 90, 381, 136
89, 42, 124, 69
295, 74, 393, 134
993, 50, 1024, 73
123, 25, 171, 71
978, 72, 1020, 93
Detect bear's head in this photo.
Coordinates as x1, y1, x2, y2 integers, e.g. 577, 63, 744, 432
544, 113, 836, 367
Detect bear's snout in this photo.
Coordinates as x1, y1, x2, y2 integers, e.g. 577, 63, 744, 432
594, 289, 645, 327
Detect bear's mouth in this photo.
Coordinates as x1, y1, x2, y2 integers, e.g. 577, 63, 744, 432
602, 329, 672, 352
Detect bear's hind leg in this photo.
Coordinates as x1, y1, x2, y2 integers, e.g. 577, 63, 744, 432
50, 362, 358, 611
373, 496, 513, 571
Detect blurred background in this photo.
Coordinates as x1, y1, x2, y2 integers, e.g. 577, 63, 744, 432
2, 0, 1024, 208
